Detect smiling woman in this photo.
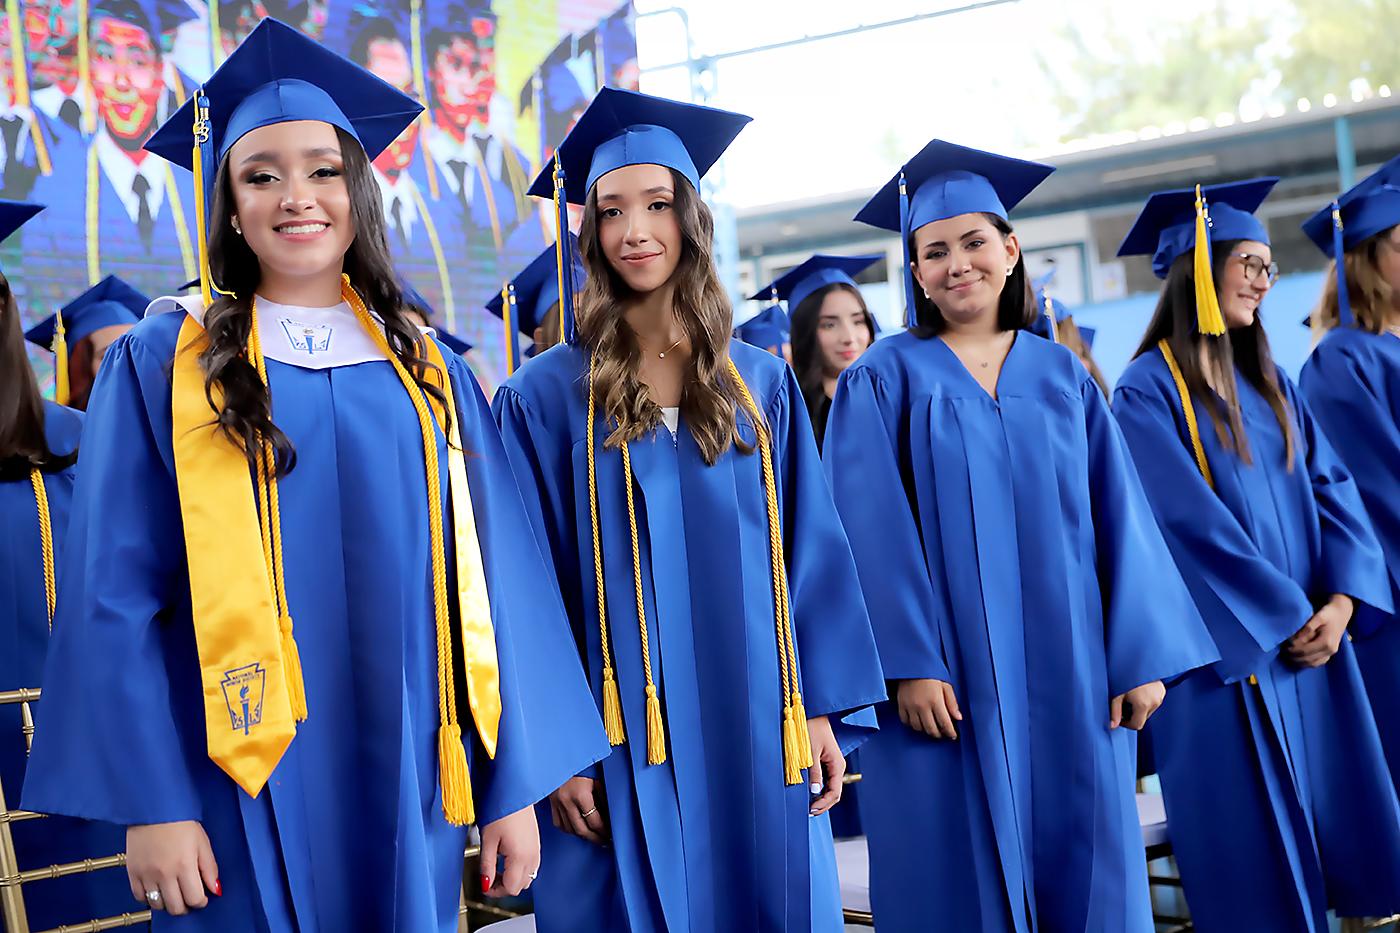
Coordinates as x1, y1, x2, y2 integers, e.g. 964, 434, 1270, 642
20, 19, 608, 931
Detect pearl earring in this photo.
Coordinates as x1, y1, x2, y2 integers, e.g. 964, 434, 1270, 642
231, 218, 242, 235
923, 290, 930, 299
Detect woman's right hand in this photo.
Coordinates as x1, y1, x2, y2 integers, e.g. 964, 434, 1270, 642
549, 776, 608, 845
126, 821, 220, 916
896, 678, 963, 740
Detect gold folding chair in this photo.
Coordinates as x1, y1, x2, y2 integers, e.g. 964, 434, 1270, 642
0, 687, 150, 933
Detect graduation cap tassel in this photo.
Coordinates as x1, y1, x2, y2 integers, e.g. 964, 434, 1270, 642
193, 90, 215, 307
1192, 186, 1227, 337
899, 172, 918, 329
53, 310, 70, 406
553, 163, 577, 344
1331, 203, 1355, 327
502, 283, 519, 376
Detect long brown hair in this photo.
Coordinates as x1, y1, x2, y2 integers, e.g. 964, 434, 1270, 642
200, 126, 447, 475
1058, 316, 1109, 397
1133, 239, 1295, 468
575, 169, 751, 465
1312, 225, 1398, 334
1, 270, 77, 477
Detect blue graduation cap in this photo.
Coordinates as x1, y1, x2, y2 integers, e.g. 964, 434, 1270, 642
486, 235, 585, 374
0, 200, 44, 253
734, 304, 790, 355
25, 275, 149, 406
524, 87, 750, 345
145, 18, 423, 305
749, 253, 882, 317
1077, 325, 1097, 350
1301, 154, 1400, 327
1117, 176, 1278, 336
90, 0, 199, 38
854, 140, 1055, 328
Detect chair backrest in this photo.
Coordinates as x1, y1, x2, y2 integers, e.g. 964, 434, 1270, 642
0, 686, 151, 933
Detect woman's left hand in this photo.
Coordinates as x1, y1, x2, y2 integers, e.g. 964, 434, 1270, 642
1286, 594, 1354, 668
806, 715, 845, 816
478, 805, 541, 898
1110, 680, 1166, 730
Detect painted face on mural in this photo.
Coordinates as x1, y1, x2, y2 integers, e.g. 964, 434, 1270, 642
430, 20, 496, 135
364, 34, 420, 176
91, 17, 163, 143
24, 0, 81, 93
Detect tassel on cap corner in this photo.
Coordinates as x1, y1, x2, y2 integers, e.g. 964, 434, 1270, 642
53, 310, 70, 406
1192, 185, 1227, 337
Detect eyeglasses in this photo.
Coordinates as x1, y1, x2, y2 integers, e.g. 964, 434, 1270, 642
1232, 252, 1279, 285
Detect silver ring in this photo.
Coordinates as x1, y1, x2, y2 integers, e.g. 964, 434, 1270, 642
146, 889, 162, 906
579, 807, 597, 819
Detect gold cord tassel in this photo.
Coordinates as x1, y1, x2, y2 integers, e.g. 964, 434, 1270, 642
438, 721, 475, 825
53, 310, 69, 405
645, 684, 666, 766
782, 704, 802, 785
278, 617, 308, 721
791, 692, 813, 769
1192, 185, 1227, 337
601, 666, 625, 746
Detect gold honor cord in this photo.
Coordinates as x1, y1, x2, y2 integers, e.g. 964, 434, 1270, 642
1158, 340, 1215, 491
474, 158, 504, 252
408, 0, 441, 201
583, 360, 812, 784
171, 284, 498, 818
29, 471, 56, 629
164, 166, 198, 283
76, 0, 95, 134
407, 184, 456, 328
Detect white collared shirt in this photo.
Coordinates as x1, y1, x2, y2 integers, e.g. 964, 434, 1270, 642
95, 126, 168, 224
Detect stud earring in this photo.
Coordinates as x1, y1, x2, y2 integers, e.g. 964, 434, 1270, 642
231, 217, 242, 235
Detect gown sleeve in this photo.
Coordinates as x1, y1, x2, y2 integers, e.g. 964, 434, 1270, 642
21, 334, 204, 825
1284, 374, 1393, 618
1112, 382, 1317, 682
823, 365, 951, 684
449, 357, 608, 823
1080, 377, 1217, 697
769, 366, 886, 746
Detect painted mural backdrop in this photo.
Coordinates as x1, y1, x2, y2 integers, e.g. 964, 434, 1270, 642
1, 0, 637, 388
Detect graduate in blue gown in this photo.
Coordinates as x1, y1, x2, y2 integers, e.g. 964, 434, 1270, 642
24, 274, 148, 410
824, 140, 1218, 933
1297, 156, 1400, 792
484, 235, 586, 375
753, 254, 882, 451
0, 200, 133, 931
492, 88, 887, 933
20, 20, 607, 929
1112, 177, 1400, 931
1031, 271, 1108, 395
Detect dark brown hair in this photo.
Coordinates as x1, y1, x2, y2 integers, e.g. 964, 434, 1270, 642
200, 125, 446, 475
1133, 239, 1294, 468
1, 271, 77, 477
1058, 316, 1109, 397
790, 281, 875, 421
905, 213, 1037, 337
575, 168, 751, 465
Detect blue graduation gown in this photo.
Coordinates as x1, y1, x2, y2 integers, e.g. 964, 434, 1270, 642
824, 331, 1217, 933
21, 310, 609, 931
1300, 330, 1400, 786
492, 341, 886, 933
0, 402, 132, 930
1114, 350, 1400, 929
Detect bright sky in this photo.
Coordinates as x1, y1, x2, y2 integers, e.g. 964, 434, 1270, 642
633, 0, 1068, 207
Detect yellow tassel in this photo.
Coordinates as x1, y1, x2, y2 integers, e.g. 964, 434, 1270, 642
278, 617, 308, 722
782, 705, 802, 786
791, 692, 813, 770
644, 684, 666, 765
1192, 185, 1227, 337
439, 722, 475, 826
53, 311, 69, 406
602, 666, 625, 746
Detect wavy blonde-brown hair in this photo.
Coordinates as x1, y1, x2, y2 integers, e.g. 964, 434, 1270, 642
1312, 228, 1398, 335
575, 169, 752, 465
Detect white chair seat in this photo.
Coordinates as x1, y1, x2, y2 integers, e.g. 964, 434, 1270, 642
834, 836, 870, 915
478, 915, 536, 930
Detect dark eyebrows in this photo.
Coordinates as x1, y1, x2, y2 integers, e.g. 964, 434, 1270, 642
596, 185, 674, 204
239, 146, 342, 165
918, 227, 987, 250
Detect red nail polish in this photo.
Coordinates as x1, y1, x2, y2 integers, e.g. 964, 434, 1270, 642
480, 874, 490, 894
213, 879, 222, 897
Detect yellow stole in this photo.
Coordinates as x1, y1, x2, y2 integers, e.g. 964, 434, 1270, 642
170, 279, 499, 823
